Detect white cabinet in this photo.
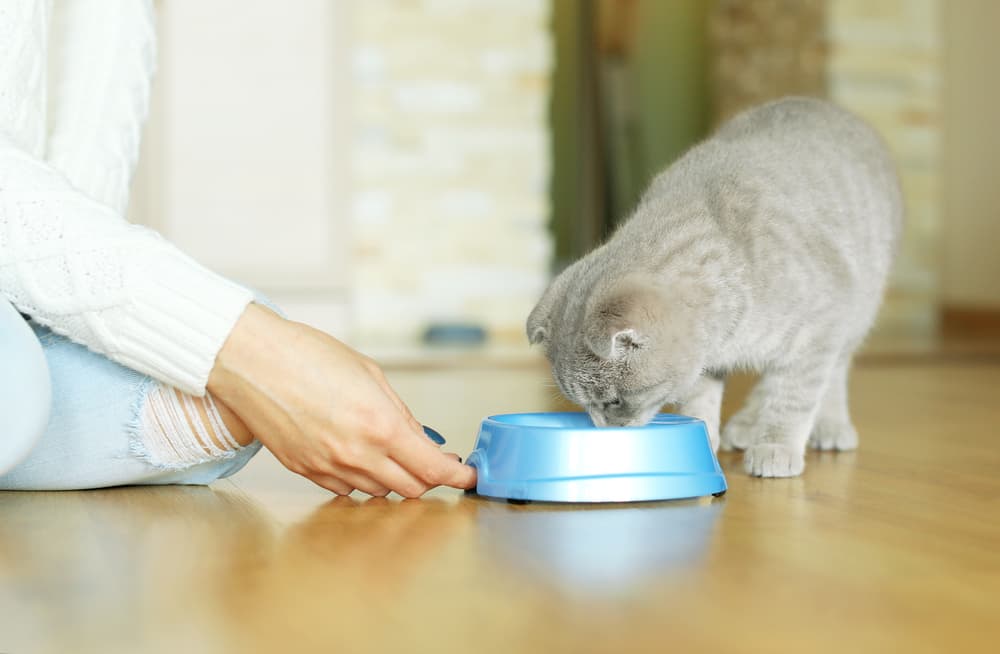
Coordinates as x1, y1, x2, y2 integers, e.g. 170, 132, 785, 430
130, 0, 353, 335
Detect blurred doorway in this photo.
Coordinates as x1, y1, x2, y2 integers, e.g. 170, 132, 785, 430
548, 0, 711, 271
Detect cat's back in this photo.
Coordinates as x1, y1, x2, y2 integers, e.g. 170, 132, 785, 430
651, 97, 903, 259
715, 96, 867, 144
711, 97, 899, 207
620, 96, 903, 331
706, 97, 892, 182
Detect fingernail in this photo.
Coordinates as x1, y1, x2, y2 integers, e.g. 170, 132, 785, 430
422, 425, 446, 445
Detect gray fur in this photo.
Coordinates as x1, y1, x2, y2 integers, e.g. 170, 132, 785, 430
527, 97, 902, 477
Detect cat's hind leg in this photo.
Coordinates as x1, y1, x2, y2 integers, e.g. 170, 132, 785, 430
742, 347, 838, 477
807, 354, 858, 451
678, 373, 724, 451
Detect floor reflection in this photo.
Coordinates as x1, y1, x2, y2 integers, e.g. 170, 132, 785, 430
0, 485, 274, 653
471, 496, 725, 593
2, 483, 725, 651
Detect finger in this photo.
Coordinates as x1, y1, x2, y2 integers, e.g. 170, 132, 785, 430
389, 435, 477, 490
370, 457, 430, 499
328, 466, 390, 498
422, 425, 446, 446
312, 474, 354, 496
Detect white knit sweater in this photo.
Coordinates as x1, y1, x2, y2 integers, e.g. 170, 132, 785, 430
0, 0, 253, 395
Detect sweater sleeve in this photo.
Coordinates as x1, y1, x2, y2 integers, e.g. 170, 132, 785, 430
0, 138, 254, 395
0, 0, 253, 395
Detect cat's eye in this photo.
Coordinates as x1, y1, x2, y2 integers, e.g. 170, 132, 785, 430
605, 399, 622, 408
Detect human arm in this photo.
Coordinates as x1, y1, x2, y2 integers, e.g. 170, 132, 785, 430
207, 303, 477, 497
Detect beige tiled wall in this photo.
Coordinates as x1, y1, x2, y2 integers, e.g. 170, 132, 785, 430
351, 0, 554, 344
941, 0, 1000, 309
709, 0, 827, 124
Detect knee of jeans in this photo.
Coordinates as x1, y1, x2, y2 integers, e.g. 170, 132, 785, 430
0, 300, 52, 474
146, 440, 263, 486
130, 381, 253, 472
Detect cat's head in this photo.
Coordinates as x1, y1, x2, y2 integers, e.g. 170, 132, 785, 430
528, 274, 709, 427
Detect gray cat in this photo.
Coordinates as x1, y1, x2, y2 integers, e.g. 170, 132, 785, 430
527, 97, 902, 477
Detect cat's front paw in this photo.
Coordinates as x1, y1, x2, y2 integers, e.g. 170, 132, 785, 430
808, 420, 858, 451
744, 443, 805, 477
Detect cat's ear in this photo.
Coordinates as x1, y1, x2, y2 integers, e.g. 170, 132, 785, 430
585, 319, 649, 360
584, 279, 663, 360
600, 327, 648, 359
526, 299, 550, 345
528, 324, 548, 345
527, 260, 583, 346
526, 275, 565, 346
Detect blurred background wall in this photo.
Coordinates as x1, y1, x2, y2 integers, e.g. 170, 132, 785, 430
941, 0, 1000, 319
350, 1, 552, 345
132, 0, 553, 349
131, 0, 999, 355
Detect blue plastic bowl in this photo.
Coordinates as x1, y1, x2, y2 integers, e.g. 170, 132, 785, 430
466, 412, 727, 503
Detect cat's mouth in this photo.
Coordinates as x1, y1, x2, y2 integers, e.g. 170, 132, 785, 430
589, 412, 609, 427
588, 405, 660, 428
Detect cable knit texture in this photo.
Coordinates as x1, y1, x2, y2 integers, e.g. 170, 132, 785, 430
0, 0, 253, 395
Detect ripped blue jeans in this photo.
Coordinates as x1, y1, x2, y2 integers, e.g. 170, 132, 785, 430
0, 298, 260, 490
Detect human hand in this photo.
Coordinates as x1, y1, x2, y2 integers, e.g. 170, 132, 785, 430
207, 304, 476, 497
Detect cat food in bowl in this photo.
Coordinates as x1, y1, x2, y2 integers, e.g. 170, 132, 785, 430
466, 412, 727, 503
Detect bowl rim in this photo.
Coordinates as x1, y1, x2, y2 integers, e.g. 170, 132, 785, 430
482, 411, 703, 432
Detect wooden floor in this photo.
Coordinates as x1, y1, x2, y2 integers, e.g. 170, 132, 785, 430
2, 358, 999, 653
